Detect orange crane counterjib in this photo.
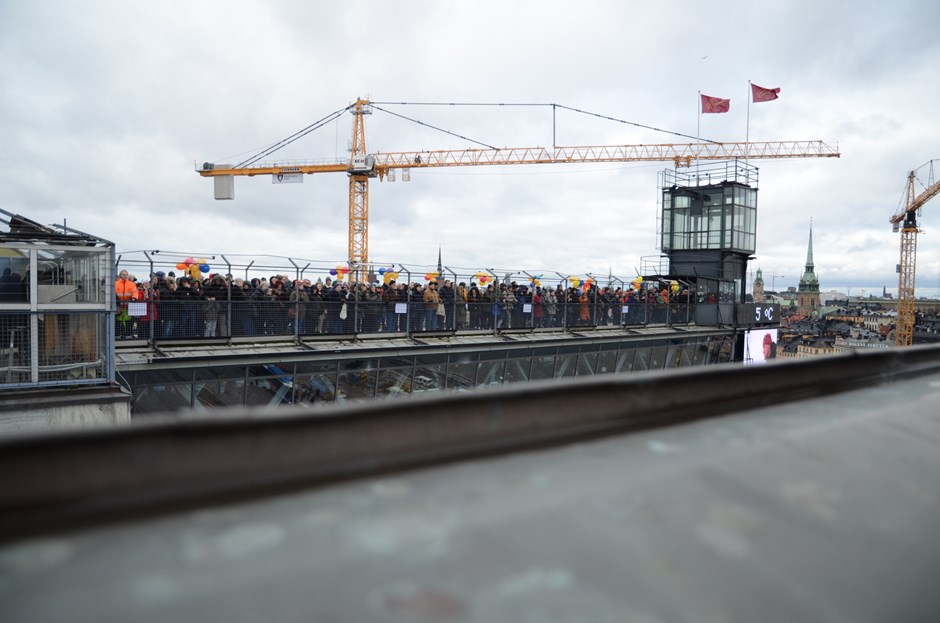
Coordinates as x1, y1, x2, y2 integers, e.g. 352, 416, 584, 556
197, 139, 840, 177
198, 162, 347, 177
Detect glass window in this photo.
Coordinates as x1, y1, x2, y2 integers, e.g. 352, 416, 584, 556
133, 383, 194, 414
341, 358, 377, 371
504, 358, 530, 383
295, 360, 339, 374
413, 364, 445, 392
616, 348, 636, 372
338, 370, 377, 401
576, 353, 597, 376
296, 373, 336, 403
377, 367, 411, 399
648, 345, 668, 370
476, 360, 505, 386
553, 354, 577, 378
0, 253, 30, 303
446, 361, 478, 390
597, 350, 617, 375
664, 344, 683, 369
529, 355, 556, 381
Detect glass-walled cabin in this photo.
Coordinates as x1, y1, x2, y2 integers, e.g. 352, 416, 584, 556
659, 161, 758, 304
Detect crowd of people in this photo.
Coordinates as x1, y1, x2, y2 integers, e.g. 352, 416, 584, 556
114, 268, 695, 340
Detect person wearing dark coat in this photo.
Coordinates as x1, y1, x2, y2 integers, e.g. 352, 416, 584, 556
175, 278, 199, 338
382, 281, 399, 332
438, 280, 455, 330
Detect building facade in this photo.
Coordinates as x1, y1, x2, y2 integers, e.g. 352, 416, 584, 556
753, 268, 765, 303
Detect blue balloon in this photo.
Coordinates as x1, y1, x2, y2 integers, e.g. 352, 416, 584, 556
199, 264, 210, 273
378, 267, 386, 275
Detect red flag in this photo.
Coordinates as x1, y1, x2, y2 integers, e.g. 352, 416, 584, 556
701, 94, 730, 114
751, 83, 780, 102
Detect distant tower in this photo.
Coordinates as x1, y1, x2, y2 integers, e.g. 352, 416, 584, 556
797, 224, 820, 315
753, 268, 765, 303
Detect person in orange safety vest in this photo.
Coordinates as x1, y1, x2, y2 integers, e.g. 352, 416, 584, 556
115, 269, 140, 338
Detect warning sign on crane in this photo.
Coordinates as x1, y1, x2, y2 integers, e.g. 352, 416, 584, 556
272, 173, 303, 184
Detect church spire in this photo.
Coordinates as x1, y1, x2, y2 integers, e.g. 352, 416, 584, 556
804, 220, 815, 273
797, 221, 820, 314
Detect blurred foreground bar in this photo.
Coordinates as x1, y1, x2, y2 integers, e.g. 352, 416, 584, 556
1, 345, 940, 622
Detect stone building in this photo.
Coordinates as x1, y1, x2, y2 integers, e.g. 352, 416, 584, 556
753, 268, 765, 303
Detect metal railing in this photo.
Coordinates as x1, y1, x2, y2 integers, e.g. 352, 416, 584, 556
113, 295, 698, 343
111, 255, 707, 343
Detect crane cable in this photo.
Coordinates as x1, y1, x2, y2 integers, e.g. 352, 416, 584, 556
370, 105, 498, 149
372, 101, 716, 145
234, 100, 720, 169
234, 105, 352, 169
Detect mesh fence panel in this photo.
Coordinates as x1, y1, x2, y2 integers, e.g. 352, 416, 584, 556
1, 311, 107, 386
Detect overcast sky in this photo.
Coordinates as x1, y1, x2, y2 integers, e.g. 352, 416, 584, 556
2, 0, 939, 295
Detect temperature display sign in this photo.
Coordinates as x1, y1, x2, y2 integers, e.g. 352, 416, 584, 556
736, 303, 779, 326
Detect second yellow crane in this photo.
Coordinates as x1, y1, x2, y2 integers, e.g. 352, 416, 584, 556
891, 161, 940, 346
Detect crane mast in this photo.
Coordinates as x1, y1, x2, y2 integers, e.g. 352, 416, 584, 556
348, 99, 371, 275
198, 98, 841, 271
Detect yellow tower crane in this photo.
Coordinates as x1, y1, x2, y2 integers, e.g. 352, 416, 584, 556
890, 161, 940, 346
197, 98, 840, 272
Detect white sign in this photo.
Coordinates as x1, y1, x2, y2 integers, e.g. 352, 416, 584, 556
523, 303, 532, 313
127, 302, 147, 317
272, 173, 303, 184
395, 303, 408, 314
351, 155, 370, 172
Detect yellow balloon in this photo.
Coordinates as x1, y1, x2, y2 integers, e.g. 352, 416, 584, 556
570, 278, 581, 288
